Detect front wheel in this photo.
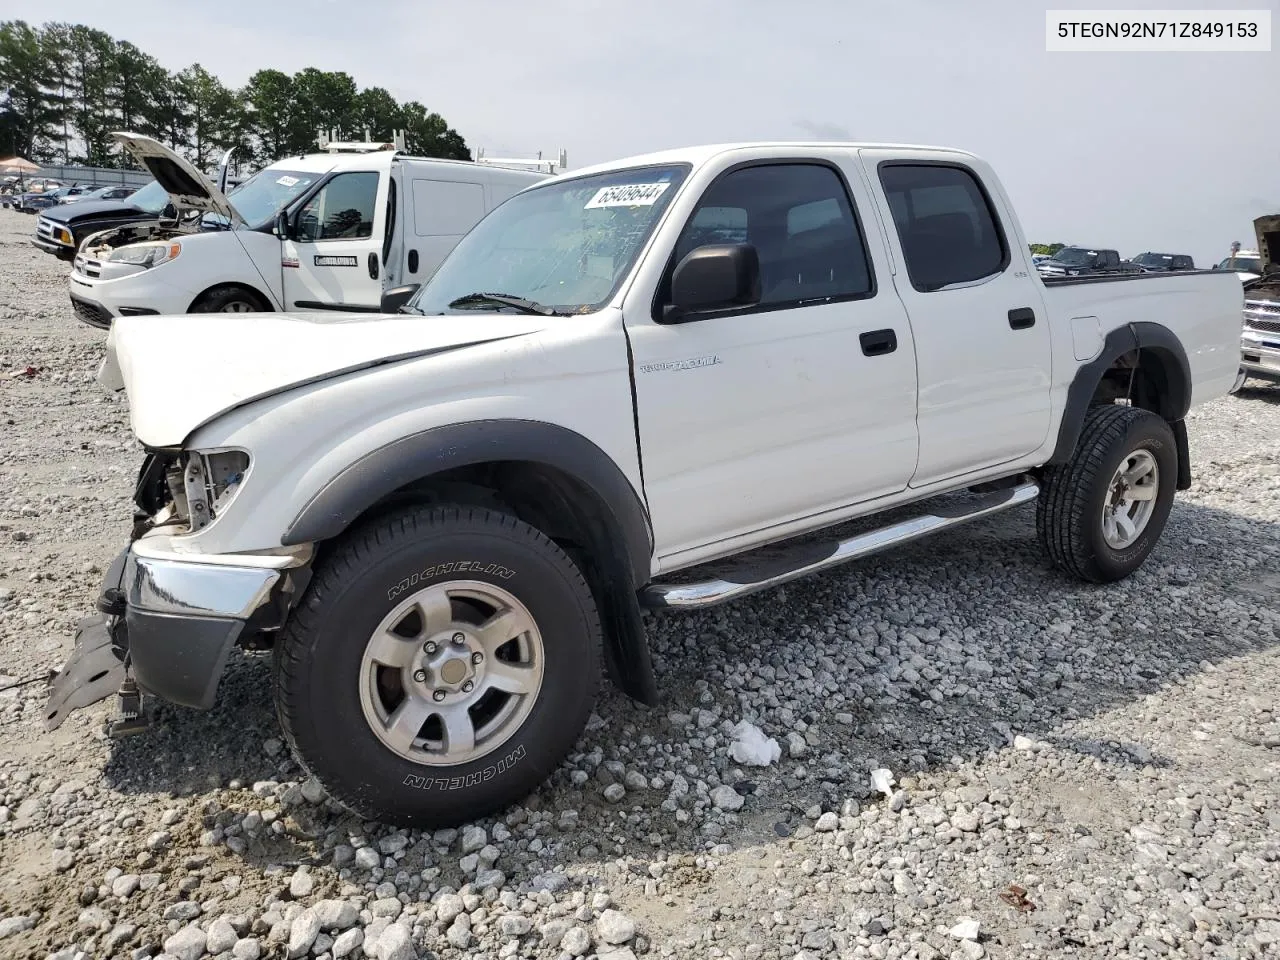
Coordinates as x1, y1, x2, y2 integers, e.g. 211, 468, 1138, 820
274, 504, 602, 826
190, 286, 270, 313
1036, 405, 1177, 584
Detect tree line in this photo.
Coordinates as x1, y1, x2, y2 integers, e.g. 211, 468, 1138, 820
0, 20, 470, 173
1029, 243, 1066, 256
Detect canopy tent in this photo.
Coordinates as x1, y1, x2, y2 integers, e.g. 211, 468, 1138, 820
0, 156, 40, 174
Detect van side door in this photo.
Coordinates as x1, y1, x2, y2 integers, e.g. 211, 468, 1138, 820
280, 168, 389, 311
400, 173, 487, 284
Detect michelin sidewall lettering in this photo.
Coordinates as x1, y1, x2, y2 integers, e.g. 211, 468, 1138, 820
387, 561, 516, 601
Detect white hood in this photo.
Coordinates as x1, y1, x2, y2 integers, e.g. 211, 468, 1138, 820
103, 312, 552, 447
112, 131, 244, 225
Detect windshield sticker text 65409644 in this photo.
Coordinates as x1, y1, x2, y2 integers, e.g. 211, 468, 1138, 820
584, 182, 670, 209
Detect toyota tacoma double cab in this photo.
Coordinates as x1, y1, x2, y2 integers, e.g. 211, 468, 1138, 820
46, 141, 1243, 827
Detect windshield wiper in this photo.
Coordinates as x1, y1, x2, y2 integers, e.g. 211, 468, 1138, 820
447, 292, 563, 316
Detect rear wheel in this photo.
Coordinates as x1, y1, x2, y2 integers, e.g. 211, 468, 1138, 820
1036, 405, 1177, 583
274, 504, 602, 826
190, 286, 270, 313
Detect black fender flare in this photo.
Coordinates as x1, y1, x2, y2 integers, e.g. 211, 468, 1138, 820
282, 420, 652, 577
1050, 321, 1192, 478
280, 420, 660, 704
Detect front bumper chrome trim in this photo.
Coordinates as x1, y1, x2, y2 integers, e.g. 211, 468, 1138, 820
128, 553, 282, 620
129, 535, 310, 570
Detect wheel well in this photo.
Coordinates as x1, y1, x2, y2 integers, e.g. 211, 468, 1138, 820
1087, 346, 1183, 418
188, 282, 273, 313
314, 459, 660, 706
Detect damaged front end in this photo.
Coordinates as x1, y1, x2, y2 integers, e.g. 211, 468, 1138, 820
1241, 216, 1280, 386
44, 450, 312, 738
73, 211, 223, 283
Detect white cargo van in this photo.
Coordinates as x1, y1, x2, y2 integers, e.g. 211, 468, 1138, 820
68, 133, 551, 327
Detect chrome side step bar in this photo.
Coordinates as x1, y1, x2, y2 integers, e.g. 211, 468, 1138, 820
640, 481, 1040, 609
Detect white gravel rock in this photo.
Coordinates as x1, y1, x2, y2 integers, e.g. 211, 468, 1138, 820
596, 909, 636, 944
561, 925, 591, 957
371, 921, 416, 960
206, 918, 239, 954
710, 785, 744, 811
0, 915, 37, 939
287, 909, 321, 958
163, 925, 207, 960
312, 899, 359, 931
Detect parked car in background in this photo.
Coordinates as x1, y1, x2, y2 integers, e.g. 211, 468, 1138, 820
51, 139, 1245, 827
1233, 217, 1280, 392
1036, 246, 1134, 277
14, 188, 65, 213
59, 185, 136, 205
68, 131, 551, 325
1129, 251, 1195, 272
33, 179, 172, 261
1215, 249, 1263, 283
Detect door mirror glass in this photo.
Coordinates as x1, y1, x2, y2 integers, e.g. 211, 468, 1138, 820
665, 243, 761, 322
381, 283, 420, 314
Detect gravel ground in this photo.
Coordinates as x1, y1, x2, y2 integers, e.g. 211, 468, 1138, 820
1, 204, 1279, 960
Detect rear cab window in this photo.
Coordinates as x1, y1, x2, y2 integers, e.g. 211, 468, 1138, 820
878, 163, 1008, 292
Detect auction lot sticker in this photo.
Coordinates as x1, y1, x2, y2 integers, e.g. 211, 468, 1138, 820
585, 183, 671, 209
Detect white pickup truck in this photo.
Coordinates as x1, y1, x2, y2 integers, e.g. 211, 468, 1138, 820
46, 140, 1242, 827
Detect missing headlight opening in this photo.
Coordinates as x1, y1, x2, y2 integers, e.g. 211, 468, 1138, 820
134, 450, 249, 535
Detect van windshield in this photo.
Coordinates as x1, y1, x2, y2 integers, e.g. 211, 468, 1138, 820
406, 163, 691, 316
226, 168, 321, 229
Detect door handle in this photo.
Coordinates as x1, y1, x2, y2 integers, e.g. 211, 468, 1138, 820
1008, 307, 1036, 330
368, 252, 380, 280
859, 328, 898, 357
407, 249, 419, 273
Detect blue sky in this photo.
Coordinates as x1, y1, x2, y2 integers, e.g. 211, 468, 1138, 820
16, 0, 1279, 265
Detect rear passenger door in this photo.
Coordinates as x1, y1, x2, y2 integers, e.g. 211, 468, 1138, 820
627, 158, 919, 560
861, 151, 1052, 488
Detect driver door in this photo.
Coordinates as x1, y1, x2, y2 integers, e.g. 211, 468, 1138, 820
282, 170, 388, 312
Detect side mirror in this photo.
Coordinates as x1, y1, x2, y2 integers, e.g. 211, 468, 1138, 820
663, 243, 761, 322
381, 284, 420, 314
274, 210, 290, 240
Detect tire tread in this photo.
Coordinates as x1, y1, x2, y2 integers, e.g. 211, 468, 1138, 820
273, 503, 602, 825
1036, 404, 1165, 584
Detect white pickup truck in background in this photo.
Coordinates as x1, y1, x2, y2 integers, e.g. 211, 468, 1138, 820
48, 139, 1243, 829
67, 133, 550, 326
1235, 215, 1280, 391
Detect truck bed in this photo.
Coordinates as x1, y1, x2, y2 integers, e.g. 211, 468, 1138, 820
1040, 269, 1215, 286
1040, 268, 1244, 409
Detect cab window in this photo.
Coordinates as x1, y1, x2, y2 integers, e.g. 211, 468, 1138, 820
295, 172, 379, 242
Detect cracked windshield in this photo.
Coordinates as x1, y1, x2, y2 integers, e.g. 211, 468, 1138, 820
409, 165, 689, 315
